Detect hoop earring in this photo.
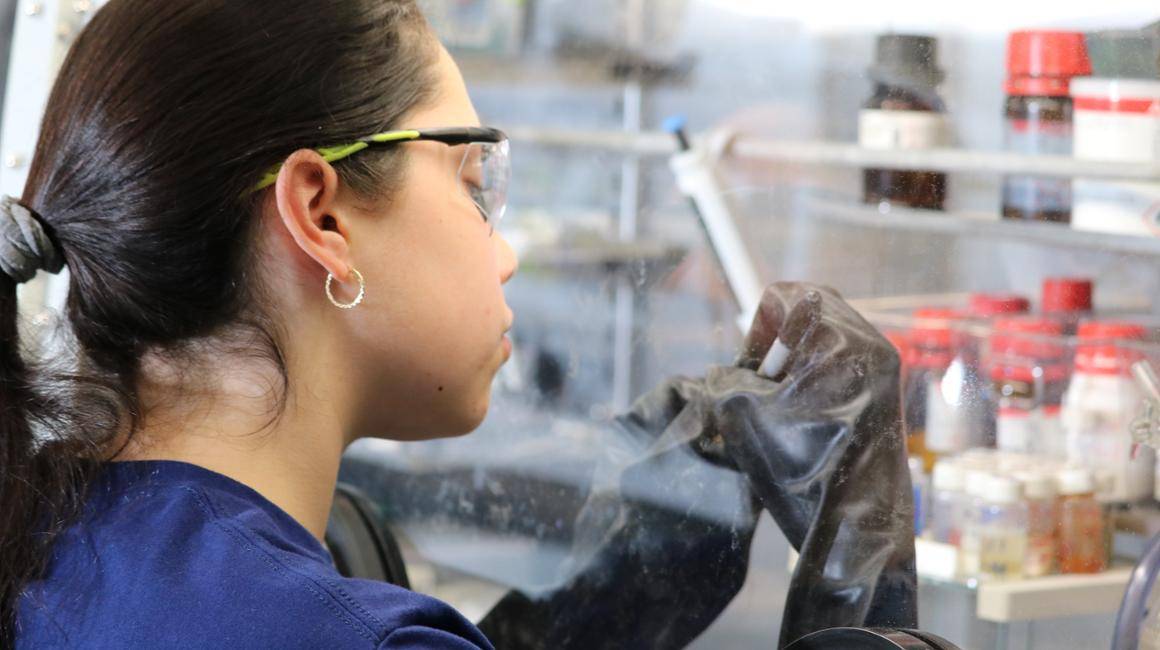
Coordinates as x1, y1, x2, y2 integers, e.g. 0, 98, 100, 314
325, 268, 366, 310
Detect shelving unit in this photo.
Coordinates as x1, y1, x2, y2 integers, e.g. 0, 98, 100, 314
502, 126, 1160, 181
459, 56, 617, 88
729, 139, 1160, 181
913, 540, 1133, 624
503, 127, 1160, 265
797, 196, 1160, 257
519, 238, 686, 273
974, 569, 1132, 623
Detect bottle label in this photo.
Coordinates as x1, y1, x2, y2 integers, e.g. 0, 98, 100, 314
1024, 533, 1056, 577
1064, 375, 1155, 501
979, 528, 1027, 579
1074, 109, 1160, 163
925, 373, 968, 453
859, 110, 949, 150
958, 529, 981, 578
1003, 117, 1073, 214
1003, 176, 1072, 214
996, 410, 1033, 453
1073, 179, 1160, 237
1038, 410, 1067, 460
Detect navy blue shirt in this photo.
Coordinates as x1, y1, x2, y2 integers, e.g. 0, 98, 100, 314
17, 460, 494, 649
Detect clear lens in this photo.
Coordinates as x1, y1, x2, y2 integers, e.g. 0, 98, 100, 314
458, 139, 510, 231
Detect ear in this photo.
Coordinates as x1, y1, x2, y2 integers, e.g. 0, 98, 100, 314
273, 149, 353, 282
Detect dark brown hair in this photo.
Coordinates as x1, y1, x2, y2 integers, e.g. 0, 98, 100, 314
0, 0, 438, 641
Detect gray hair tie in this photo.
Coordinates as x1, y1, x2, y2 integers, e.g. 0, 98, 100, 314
0, 196, 64, 284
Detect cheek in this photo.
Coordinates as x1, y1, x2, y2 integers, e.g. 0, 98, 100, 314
350, 187, 505, 436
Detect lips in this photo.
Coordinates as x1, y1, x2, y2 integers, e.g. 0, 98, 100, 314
502, 309, 514, 336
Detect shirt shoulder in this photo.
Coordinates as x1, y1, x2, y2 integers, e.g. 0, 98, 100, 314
18, 461, 492, 650
182, 475, 495, 649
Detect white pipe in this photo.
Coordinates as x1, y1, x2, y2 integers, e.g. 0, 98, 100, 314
668, 146, 765, 330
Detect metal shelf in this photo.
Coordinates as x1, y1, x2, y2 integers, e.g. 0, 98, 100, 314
731, 139, 1160, 181
519, 239, 686, 273
913, 540, 1132, 623
975, 568, 1132, 623
504, 126, 676, 156
502, 126, 1160, 181
796, 196, 1160, 257
459, 56, 625, 89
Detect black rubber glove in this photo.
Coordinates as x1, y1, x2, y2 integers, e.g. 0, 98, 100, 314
480, 283, 914, 649
720, 283, 917, 646
479, 374, 760, 649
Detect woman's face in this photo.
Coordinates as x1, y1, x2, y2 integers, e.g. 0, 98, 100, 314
336, 44, 518, 441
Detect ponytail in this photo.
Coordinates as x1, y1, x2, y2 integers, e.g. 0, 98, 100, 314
0, 274, 66, 643
0, 247, 129, 646
0, 201, 90, 644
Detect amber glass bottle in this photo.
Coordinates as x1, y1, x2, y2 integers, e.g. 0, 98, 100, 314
860, 34, 949, 211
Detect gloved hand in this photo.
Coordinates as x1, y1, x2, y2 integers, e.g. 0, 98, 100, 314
478, 374, 760, 649
479, 282, 915, 649
714, 283, 917, 646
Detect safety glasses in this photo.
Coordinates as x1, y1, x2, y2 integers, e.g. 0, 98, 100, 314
254, 127, 511, 232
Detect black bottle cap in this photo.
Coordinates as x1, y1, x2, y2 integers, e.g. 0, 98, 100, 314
869, 34, 946, 89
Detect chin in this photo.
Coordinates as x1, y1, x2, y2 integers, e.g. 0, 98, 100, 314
452, 395, 491, 435
418, 393, 491, 440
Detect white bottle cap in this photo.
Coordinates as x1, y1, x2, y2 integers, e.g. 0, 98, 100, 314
960, 448, 997, 462
1056, 467, 1096, 496
984, 475, 1023, 504
965, 470, 993, 499
956, 455, 992, 471
932, 461, 965, 492
1015, 472, 1057, 500
998, 452, 1034, 474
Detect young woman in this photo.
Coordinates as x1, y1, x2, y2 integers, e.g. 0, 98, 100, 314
3, 1, 513, 646
1, 1, 917, 648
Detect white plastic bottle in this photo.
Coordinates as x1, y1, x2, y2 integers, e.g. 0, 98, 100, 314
1063, 322, 1153, 502
925, 460, 966, 546
957, 469, 992, 580
977, 475, 1029, 580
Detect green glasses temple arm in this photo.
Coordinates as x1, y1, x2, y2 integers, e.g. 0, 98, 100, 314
252, 130, 422, 193
250, 127, 507, 193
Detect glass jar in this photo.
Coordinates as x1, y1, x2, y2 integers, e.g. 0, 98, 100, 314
977, 475, 1029, 580
860, 34, 949, 211
1016, 472, 1058, 577
1001, 30, 1091, 223
1056, 468, 1107, 574
926, 460, 967, 546
988, 317, 1069, 458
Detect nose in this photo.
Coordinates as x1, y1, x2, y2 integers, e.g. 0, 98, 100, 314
496, 233, 519, 285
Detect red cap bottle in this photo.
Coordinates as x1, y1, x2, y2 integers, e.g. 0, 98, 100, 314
969, 293, 1031, 317
1006, 31, 1092, 97
989, 317, 1068, 383
1042, 278, 1093, 314
1075, 321, 1147, 376
910, 308, 960, 369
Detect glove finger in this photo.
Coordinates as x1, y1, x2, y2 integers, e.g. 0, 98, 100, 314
738, 283, 847, 372
780, 314, 899, 405
737, 288, 787, 370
